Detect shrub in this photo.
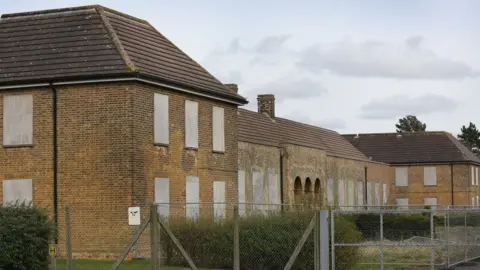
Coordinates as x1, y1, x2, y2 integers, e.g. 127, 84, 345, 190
161, 211, 361, 270
0, 202, 54, 270
354, 213, 436, 241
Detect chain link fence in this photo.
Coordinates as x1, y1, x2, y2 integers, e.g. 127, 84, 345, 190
331, 205, 480, 269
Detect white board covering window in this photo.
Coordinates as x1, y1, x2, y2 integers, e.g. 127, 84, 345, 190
424, 167, 437, 186
338, 180, 345, 208
327, 177, 333, 206
238, 170, 246, 216
396, 198, 409, 209
154, 178, 170, 218
186, 176, 199, 219
424, 197, 437, 211
473, 196, 475, 207
252, 171, 264, 211
347, 181, 354, 208
213, 181, 226, 219
367, 182, 372, 207
3, 179, 32, 206
185, 100, 198, 148
3, 95, 33, 146
357, 181, 364, 206
212, 106, 225, 152
476, 168, 479, 186
268, 169, 280, 205
395, 168, 408, 187
154, 93, 169, 144
477, 196, 479, 207
472, 167, 475, 186
374, 183, 380, 206
382, 183, 387, 205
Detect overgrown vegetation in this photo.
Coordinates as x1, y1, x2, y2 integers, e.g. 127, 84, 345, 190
0, 202, 54, 270
162, 211, 362, 270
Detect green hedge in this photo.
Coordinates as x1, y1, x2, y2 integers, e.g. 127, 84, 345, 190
353, 213, 436, 241
0, 202, 54, 270
162, 211, 361, 270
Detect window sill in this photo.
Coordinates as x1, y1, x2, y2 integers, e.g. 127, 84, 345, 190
185, 147, 198, 151
154, 143, 169, 147
3, 144, 35, 149
212, 150, 225, 154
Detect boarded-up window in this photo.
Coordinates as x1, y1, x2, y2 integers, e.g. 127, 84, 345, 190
185, 100, 198, 148
154, 93, 169, 144
3, 179, 32, 206
383, 183, 387, 205
357, 181, 364, 206
338, 180, 345, 208
374, 183, 380, 206
327, 177, 333, 205
477, 196, 479, 207
3, 95, 33, 146
395, 168, 408, 187
347, 181, 354, 208
212, 106, 225, 152
424, 167, 437, 186
238, 170, 246, 216
252, 171, 264, 211
154, 178, 169, 218
475, 167, 478, 186
213, 181, 226, 219
268, 169, 279, 204
186, 176, 199, 219
396, 198, 409, 209
473, 196, 475, 206
424, 197, 437, 211
367, 182, 372, 207
472, 167, 475, 186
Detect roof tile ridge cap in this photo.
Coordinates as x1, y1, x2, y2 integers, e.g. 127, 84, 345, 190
144, 20, 242, 97
96, 7, 137, 73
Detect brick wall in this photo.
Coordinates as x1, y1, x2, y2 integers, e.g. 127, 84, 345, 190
391, 164, 476, 207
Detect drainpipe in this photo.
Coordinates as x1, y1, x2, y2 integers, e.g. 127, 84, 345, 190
450, 163, 454, 206
51, 83, 59, 244
280, 148, 284, 211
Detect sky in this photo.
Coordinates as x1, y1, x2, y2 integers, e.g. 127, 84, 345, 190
3, 0, 480, 135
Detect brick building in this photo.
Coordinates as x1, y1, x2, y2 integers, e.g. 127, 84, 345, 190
343, 132, 480, 208
237, 93, 394, 210
0, 5, 247, 258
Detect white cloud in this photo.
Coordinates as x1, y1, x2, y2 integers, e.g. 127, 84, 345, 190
360, 94, 458, 120
281, 111, 347, 130
247, 78, 327, 103
297, 36, 478, 80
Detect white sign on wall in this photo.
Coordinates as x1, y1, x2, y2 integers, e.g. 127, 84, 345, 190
128, 206, 141, 226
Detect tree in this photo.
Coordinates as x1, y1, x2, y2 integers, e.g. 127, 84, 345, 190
457, 122, 480, 155
395, 115, 427, 133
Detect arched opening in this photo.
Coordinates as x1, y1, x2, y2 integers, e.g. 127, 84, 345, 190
305, 178, 312, 193
314, 178, 321, 207
294, 177, 302, 195
314, 178, 320, 193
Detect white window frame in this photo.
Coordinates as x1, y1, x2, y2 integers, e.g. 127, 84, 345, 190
3, 95, 33, 146
423, 167, 437, 186
154, 93, 169, 145
396, 198, 409, 209
185, 100, 199, 149
395, 168, 408, 187
2, 179, 33, 206
212, 106, 225, 152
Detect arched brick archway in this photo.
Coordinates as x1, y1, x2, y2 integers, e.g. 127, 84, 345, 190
294, 177, 302, 204
314, 178, 322, 207
305, 177, 312, 193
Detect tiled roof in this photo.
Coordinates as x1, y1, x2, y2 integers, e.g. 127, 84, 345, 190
238, 108, 369, 161
342, 132, 480, 165
0, 5, 247, 104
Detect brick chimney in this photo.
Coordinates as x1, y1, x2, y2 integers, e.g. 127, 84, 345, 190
257, 94, 275, 118
224, 83, 238, 93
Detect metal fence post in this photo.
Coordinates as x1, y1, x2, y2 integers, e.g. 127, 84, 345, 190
65, 206, 72, 270
464, 209, 467, 261
430, 208, 435, 270
150, 204, 159, 270
314, 211, 320, 270
380, 212, 384, 270
330, 210, 335, 270
233, 205, 240, 270
320, 211, 329, 270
